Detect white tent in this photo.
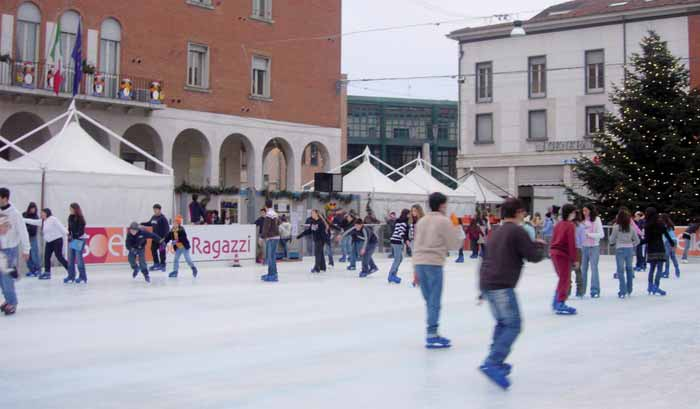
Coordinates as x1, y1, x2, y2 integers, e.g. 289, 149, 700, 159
455, 173, 505, 204
341, 158, 402, 194
0, 104, 174, 226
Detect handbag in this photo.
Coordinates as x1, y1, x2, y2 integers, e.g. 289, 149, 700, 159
69, 239, 85, 251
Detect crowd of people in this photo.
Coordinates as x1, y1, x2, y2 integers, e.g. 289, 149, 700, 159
1, 184, 698, 391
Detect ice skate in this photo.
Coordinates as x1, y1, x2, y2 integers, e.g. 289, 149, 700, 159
38, 272, 51, 280
168, 271, 178, 278
132, 269, 138, 279
618, 291, 626, 299
388, 274, 402, 284
3, 304, 16, 316
143, 272, 151, 283
426, 335, 451, 349
479, 365, 510, 390
75, 278, 87, 284
63, 276, 74, 284
455, 254, 464, 263
192, 267, 198, 278
554, 302, 577, 315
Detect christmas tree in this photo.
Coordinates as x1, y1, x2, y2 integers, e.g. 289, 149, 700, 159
569, 31, 700, 223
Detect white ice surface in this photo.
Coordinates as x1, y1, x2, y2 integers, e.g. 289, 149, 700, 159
3, 255, 700, 409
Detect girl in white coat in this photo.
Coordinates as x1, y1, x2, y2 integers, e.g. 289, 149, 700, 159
581, 204, 605, 298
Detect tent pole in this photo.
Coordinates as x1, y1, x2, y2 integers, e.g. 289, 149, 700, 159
385, 158, 419, 178
75, 111, 174, 175
0, 111, 71, 156
40, 167, 46, 211
0, 135, 42, 165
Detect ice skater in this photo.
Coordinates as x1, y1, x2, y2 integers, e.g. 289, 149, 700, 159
66, 203, 88, 284
126, 222, 162, 283
260, 199, 281, 282
163, 216, 198, 278
412, 193, 463, 349
581, 204, 604, 298
37, 208, 69, 280
660, 213, 680, 278
343, 219, 378, 277
0, 187, 31, 316
297, 209, 330, 273
550, 204, 578, 315
141, 204, 170, 272
643, 208, 675, 296
387, 209, 410, 284
22, 202, 41, 277
609, 208, 640, 298
478, 198, 545, 389
681, 216, 699, 264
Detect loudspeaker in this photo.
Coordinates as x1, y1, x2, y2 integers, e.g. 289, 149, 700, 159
314, 173, 342, 193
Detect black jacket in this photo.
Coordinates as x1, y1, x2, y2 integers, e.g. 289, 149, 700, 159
126, 229, 162, 251
643, 221, 675, 255
479, 222, 545, 291
297, 218, 329, 242
23, 212, 39, 238
164, 226, 191, 250
141, 214, 170, 237
68, 215, 86, 240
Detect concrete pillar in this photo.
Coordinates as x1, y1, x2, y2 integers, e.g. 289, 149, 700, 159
208, 142, 220, 187
508, 166, 517, 197
253, 146, 264, 191
422, 143, 431, 168
563, 165, 573, 187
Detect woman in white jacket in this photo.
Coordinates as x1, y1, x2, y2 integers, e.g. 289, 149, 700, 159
581, 204, 605, 298
37, 208, 69, 280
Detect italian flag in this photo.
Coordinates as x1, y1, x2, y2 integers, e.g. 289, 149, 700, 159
48, 22, 62, 95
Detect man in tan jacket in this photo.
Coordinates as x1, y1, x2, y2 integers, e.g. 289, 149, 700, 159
413, 192, 464, 349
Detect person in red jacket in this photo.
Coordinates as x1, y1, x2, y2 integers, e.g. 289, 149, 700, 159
550, 204, 579, 315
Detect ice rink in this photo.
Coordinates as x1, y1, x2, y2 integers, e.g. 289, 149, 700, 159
4, 254, 700, 409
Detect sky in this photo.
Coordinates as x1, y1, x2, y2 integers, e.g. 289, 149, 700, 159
341, 0, 559, 101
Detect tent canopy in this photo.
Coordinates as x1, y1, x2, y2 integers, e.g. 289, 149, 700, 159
342, 159, 401, 194
1, 104, 174, 226
395, 164, 474, 197
455, 174, 505, 204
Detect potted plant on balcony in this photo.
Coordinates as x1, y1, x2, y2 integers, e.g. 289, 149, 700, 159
82, 60, 96, 75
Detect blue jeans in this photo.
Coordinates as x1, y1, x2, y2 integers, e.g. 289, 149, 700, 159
280, 239, 290, 259
0, 247, 19, 306
361, 242, 377, 273
265, 239, 279, 276
325, 241, 335, 265
26, 235, 41, 273
682, 238, 691, 260
416, 265, 444, 336
664, 242, 680, 276
349, 241, 361, 268
483, 288, 521, 367
341, 235, 351, 259
388, 243, 404, 277
174, 248, 195, 273
68, 240, 87, 280
615, 247, 635, 295
128, 249, 148, 273
581, 246, 600, 295
648, 260, 664, 288
635, 244, 646, 269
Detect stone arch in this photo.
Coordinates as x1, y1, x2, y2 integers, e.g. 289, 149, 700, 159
219, 133, 255, 188
172, 128, 211, 186
121, 124, 164, 173
0, 111, 51, 160
78, 118, 111, 150
300, 141, 331, 186
263, 137, 295, 191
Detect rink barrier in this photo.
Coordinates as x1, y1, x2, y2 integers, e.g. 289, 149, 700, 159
600, 226, 699, 258
79, 224, 256, 264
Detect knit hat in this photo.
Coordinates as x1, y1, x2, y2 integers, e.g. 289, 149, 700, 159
129, 222, 140, 230
175, 215, 184, 224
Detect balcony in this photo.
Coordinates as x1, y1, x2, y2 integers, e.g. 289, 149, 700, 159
0, 60, 166, 111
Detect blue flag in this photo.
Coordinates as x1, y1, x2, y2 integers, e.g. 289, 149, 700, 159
71, 21, 83, 96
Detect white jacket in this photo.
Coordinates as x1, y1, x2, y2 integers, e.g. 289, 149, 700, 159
0, 202, 31, 254
42, 216, 68, 243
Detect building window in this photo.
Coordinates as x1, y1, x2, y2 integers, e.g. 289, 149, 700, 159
529, 56, 546, 98
16, 2, 41, 62
187, 43, 209, 89
586, 50, 605, 93
586, 106, 606, 136
393, 128, 409, 139
100, 18, 121, 98
252, 0, 273, 21
528, 110, 547, 141
476, 62, 493, 103
385, 105, 430, 140
475, 114, 493, 144
435, 149, 457, 178
348, 105, 380, 139
252, 56, 270, 98
437, 126, 449, 140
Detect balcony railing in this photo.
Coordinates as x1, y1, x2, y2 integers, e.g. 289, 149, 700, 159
0, 60, 166, 108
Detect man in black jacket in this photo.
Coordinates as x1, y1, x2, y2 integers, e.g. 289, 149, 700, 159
478, 198, 546, 390
141, 204, 170, 271
126, 222, 162, 283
